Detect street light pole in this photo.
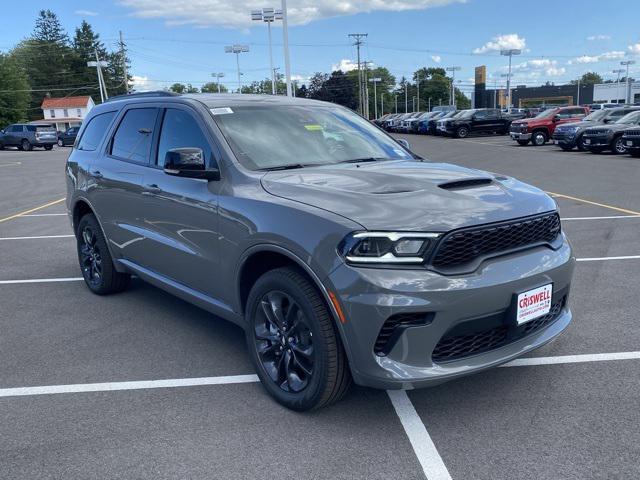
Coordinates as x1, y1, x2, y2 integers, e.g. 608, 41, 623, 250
251, 8, 283, 95
225, 45, 249, 93
212, 73, 225, 93
405, 82, 408, 113
621, 60, 636, 104
369, 77, 381, 119
446, 66, 461, 108
281, 0, 293, 97
500, 49, 521, 110
87, 50, 109, 102
613, 69, 625, 103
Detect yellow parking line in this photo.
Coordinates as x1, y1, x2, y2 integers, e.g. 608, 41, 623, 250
0, 198, 66, 224
547, 191, 640, 216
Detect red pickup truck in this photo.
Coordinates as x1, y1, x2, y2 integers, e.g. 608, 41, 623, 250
509, 106, 590, 146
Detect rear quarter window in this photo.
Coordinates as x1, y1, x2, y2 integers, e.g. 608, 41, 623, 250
77, 111, 117, 152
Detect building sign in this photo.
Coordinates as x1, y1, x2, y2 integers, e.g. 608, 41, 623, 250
475, 66, 486, 85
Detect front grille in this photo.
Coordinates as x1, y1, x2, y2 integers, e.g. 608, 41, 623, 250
432, 298, 565, 363
431, 212, 561, 270
510, 124, 527, 133
623, 129, 640, 137
374, 312, 434, 356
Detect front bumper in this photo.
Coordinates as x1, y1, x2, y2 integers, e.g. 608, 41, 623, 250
510, 132, 531, 140
552, 131, 577, 146
582, 134, 611, 149
622, 136, 640, 151
327, 239, 574, 390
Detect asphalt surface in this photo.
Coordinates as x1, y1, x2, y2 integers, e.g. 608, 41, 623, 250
1, 138, 639, 479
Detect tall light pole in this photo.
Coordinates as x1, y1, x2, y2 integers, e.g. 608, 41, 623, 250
405, 81, 408, 113
501, 49, 521, 110
500, 73, 510, 109
621, 60, 636, 104
225, 45, 249, 93
394, 93, 398, 114
348, 33, 368, 115
613, 68, 625, 103
446, 66, 461, 107
212, 72, 225, 93
87, 50, 108, 102
369, 77, 381, 119
251, 7, 283, 95
281, 0, 293, 97
416, 74, 422, 111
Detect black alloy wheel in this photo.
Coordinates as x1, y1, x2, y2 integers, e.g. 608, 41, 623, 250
21, 139, 32, 151
612, 136, 627, 154
456, 126, 469, 138
576, 135, 585, 151
79, 225, 104, 289
254, 290, 314, 393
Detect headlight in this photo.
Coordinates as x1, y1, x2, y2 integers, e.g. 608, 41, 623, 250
338, 232, 440, 265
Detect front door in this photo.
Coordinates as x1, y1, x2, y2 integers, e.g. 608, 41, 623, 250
139, 106, 222, 298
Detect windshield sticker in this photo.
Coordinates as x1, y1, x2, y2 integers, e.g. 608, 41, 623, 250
304, 124, 323, 131
210, 107, 234, 115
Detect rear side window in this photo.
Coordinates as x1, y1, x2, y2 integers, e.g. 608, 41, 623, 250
111, 108, 158, 164
77, 111, 117, 151
157, 108, 213, 167
10, 125, 23, 133
26, 125, 36, 132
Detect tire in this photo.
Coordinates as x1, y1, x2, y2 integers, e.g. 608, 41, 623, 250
0, 142, 4, 150
576, 135, 585, 151
57, 139, 64, 147
612, 136, 627, 155
245, 267, 351, 411
589, 147, 605, 154
21, 139, 32, 151
517, 140, 529, 146
44, 145, 53, 151
76, 214, 130, 295
455, 126, 469, 138
531, 130, 547, 146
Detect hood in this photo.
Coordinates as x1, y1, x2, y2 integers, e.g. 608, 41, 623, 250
584, 123, 630, 133
261, 160, 556, 231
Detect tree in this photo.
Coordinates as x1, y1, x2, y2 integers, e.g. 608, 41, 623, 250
571, 72, 603, 85
201, 81, 228, 93
169, 83, 198, 93
0, 53, 30, 126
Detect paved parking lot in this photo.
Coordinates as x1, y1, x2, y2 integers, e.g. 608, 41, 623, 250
1, 139, 639, 479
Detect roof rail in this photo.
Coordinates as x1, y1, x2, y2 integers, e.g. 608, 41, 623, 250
104, 91, 179, 103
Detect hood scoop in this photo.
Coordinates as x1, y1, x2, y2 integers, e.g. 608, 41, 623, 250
438, 178, 494, 191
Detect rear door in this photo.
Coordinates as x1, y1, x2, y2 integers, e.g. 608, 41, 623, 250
7, 125, 22, 146
139, 105, 222, 298
87, 105, 160, 267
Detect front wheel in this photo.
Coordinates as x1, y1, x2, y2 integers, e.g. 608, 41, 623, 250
76, 214, 130, 295
531, 131, 547, 146
576, 135, 585, 151
612, 136, 627, 155
455, 126, 469, 138
21, 139, 32, 151
246, 267, 351, 411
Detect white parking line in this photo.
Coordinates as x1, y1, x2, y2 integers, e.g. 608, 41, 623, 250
20, 213, 67, 217
501, 351, 640, 367
0, 277, 83, 285
577, 255, 640, 262
0, 234, 73, 241
0, 374, 260, 398
387, 390, 452, 480
562, 215, 640, 221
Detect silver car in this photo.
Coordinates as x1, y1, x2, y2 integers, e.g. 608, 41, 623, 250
66, 93, 574, 410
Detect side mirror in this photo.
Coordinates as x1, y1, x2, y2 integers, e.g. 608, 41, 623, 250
553, 115, 560, 122
397, 138, 410, 149
603, 118, 613, 124
164, 148, 220, 181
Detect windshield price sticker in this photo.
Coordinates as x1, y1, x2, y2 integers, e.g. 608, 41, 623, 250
210, 107, 234, 115
516, 284, 552, 325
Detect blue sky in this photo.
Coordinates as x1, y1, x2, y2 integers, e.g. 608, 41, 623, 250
1, 0, 639, 95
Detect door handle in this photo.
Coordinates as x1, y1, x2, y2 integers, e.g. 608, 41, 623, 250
89, 169, 103, 179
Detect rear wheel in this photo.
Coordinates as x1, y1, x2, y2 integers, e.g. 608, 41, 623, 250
455, 126, 469, 138
612, 136, 627, 155
44, 145, 53, 151
531, 130, 547, 146
76, 214, 130, 295
21, 139, 32, 151
57, 139, 64, 147
517, 140, 529, 146
246, 267, 351, 411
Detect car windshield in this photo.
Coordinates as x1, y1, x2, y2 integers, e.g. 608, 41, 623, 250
456, 110, 476, 119
583, 110, 608, 121
212, 105, 413, 171
534, 108, 558, 119
615, 111, 640, 124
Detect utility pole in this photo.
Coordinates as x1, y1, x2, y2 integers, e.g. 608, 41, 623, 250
394, 93, 398, 113
212, 73, 225, 93
381, 93, 384, 115
369, 77, 381, 119
576, 78, 581, 105
500, 49, 521, 110
281, 0, 293, 96
446, 66, 460, 108
118, 31, 129, 93
225, 45, 249, 93
362, 61, 373, 118
348, 33, 367, 115
613, 69, 625, 103
621, 60, 636, 104
405, 81, 408, 113
416, 74, 422, 111
428, 97, 431, 112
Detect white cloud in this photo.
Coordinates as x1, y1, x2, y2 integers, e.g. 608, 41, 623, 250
119, 0, 465, 28
569, 51, 626, 64
473, 34, 526, 54
629, 43, 640, 55
130, 75, 165, 91
587, 34, 611, 41
430, 55, 441, 63
509, 58, 565, 77
332, 59, 358, 72
74, 9, 98, 16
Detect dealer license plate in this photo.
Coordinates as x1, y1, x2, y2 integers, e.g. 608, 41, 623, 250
516, 284, 553, 325
584, 138, 591, 145
627, 141, 633, 147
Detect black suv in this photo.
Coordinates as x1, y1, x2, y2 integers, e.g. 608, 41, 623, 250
441, 108, 511, 138
0, 123, 57, 150
582, 109, 640, 154
552, 107, 640, 151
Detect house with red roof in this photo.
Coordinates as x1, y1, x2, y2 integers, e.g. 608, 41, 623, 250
38, 96, 95, 131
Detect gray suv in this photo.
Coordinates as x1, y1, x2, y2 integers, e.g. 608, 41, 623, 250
0, 123, 57, 150
66, 92, 574, 410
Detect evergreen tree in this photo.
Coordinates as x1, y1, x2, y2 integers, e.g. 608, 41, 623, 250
0, 53, 30, 126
